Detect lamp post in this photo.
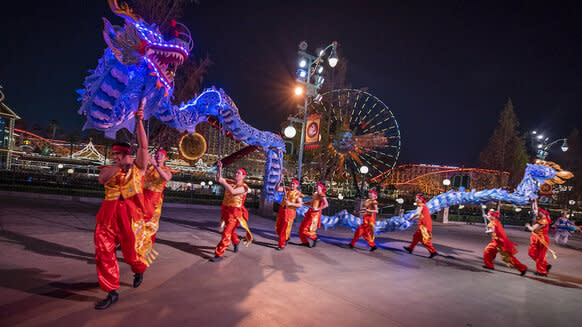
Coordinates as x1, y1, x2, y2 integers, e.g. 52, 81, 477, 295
396, 197, 404, 217
530, 130, 568, 160
291, 40, 338, 182
443, 178, 451, 192
569, 199, 576, 219
359, 165, 369, 196
439, 178, 451, 223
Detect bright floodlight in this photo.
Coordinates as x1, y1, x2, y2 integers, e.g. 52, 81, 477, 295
561, 139, 568, 152
294, 86, 303, 95
57, 164, 64, 169
532, 130, 537, 134
359, 165, 369, 174
298, 69, 307, 78
537, 134, 543, 140
284, 125, 297, 138
201, 181, 206, 186
299, 59, 307, 68
338, 193, 344, 200
396, 198, 404, 204
443, 178, 451, 186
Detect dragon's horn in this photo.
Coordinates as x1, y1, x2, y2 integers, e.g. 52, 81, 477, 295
556, 170, 574, 180
108, 0, 140, 22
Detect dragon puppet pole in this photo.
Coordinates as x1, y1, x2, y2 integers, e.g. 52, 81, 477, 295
481, 206, 489, 231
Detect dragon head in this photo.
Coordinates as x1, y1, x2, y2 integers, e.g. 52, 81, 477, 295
102, 0, 192, 94
514, 160, 574, 199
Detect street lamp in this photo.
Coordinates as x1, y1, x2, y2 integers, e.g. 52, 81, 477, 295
359, 165, 368, 197
291, 40, 339, 182
443, 178, 451, 192
208, 181, 213, 186
201, 181, 206, 186
530, 130, 568, 160
284, 125, 297, 139
338, 193, 344, 200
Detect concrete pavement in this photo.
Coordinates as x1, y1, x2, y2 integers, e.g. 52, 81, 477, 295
1, 192, 582, 326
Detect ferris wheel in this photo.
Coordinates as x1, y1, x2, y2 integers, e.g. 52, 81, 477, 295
310, 89, 401, 182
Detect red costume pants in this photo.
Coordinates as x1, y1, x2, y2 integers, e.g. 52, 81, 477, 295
408, 228, 436, 254
528, 236, 549, 274
94, 200, 147, 292
215, 217, 242, 257
299, 210, 320, 244
483, 241, 527, 272
350, 223, 376, 247
276, 208, 295, 248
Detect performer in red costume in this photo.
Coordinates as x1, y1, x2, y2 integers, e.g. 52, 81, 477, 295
134, 149, 177, 265
299, 182, 329, 248
526, 205, 554, 276
94, 98, 149, 310
403, 194, 438, 258
349, 190, 379, 251
211, 161, 253, 262
482, 210, 527, 275
275, 175, 303, 250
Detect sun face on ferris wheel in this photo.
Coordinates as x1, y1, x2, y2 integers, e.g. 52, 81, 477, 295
310, 89, 401, 180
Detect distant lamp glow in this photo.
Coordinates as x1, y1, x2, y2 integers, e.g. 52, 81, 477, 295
338, 193, 344, 200
67, 168, 74, 174
299, 59, 307, 68
297, 69, 307, 79
294, 86, 304, 95
208, 181, 213, 186
515, 207, 522, 212
481, 204, 487, 209
537, 134, 543, 140
186, 182, 192, 187
561, 139, 568, 152
317, 66, 324, 74
319, 49, 325, 56
569, 200, 576, 206
359, 165, 369, 174
532, 130, 537, 135
284, 125, 297, 138
396, 198, 404, 204
458, 205, 464, 209
57, 164, 64, 169
328, 47, 338, 67
201, 181, 206, 186
443, 179, 451, 186
537, 144, 543, 149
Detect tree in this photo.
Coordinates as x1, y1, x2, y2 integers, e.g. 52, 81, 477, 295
478, 99, 529, 188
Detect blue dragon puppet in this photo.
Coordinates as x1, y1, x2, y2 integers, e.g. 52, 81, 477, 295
78, 0, 284, 200
284, 160, 574, 233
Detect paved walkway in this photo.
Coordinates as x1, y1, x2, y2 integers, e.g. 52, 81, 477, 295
1, 192, 581, 326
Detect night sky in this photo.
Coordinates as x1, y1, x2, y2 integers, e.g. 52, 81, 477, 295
1, 0, 581, 167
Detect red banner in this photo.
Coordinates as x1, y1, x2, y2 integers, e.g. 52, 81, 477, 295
304, 114, 321, 149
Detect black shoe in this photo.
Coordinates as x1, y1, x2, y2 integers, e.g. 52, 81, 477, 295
95, 291, 119, 310
234, 243, 239, 253
482, 265, 495, 270
312, 238, 319, 248
534, 272, 548, 277
546, 264, 552, 273
429, 252, 438, 258
301, 242, 310, 247
133, 273, 143, 288
403, 246, 413, 254
348, 244, 354, 249
210, 255, 223, 262
370, 246, 378, 252
276, 246, 284, 251
520, 270, 527, 276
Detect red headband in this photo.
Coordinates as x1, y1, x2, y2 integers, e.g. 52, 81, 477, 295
317, 182, 326, 194
157, 149, 167, 157
237, 168, 247, 176
489, 211, 500, 218
112, 145, 130, 153
291, 179, 299, 185
416, 194, 426, 204
369, 190, 378, 196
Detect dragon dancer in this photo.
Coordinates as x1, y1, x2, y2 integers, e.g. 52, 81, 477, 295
349, 190, 379, 251
299, 182, 329, 248
274, 176, 303, 250
403, 194, 438, 258
94, 99, 149, 310
211, 161, 253, 262
132, 149, 177, 266
482, 210, 527, 275
526, 206, 554, 276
